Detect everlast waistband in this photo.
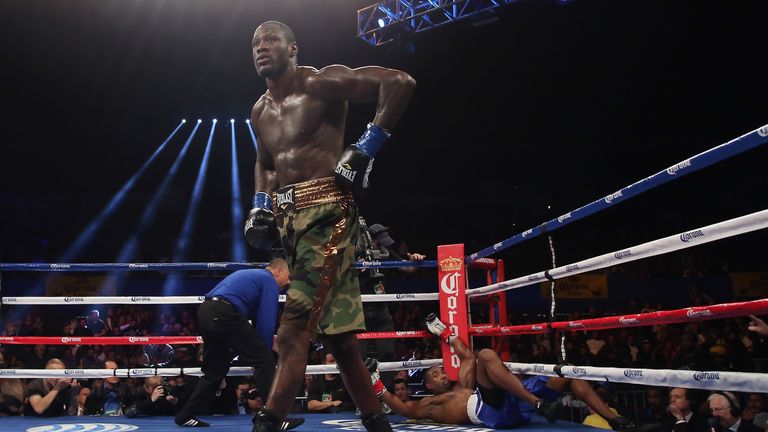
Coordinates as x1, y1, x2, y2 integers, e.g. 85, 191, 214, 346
271, 176, 352, 214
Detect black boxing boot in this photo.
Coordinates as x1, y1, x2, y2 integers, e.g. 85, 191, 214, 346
361, 412, 393, 432
535, 399, 561, 423
252, 409, 282, 432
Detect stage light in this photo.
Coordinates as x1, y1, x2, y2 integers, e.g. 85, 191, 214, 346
245, 119, 250, 124
181, 119, 187, 123
213, 118, 217, 123
378, 18, 386, 28
59, 120, 186, 262
197, 119, 202, 123
230, 121, 246, 262
230, 119, 234, 123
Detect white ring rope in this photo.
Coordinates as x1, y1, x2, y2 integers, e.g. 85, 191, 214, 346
468, 208, 768, 297
0, 292, 439, 305
505, 362, 768, 393
0, 359, 443, 379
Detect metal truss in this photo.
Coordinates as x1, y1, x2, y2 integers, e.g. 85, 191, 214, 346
357, 0, 516, 46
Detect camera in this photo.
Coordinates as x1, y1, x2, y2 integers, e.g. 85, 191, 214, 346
161, 377, 172, 395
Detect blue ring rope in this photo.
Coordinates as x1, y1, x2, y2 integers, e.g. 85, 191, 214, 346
467, 124, 768, 262
0, 260, 438, 272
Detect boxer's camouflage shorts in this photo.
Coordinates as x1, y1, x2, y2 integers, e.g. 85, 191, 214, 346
275, 193, 365, 335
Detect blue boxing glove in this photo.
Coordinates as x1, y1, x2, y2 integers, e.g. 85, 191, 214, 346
244, 192, 277, 250
334, 123, 390, 195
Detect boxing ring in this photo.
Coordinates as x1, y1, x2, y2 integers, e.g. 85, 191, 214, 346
1, 122, 768, 431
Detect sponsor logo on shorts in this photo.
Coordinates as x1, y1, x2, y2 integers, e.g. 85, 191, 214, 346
758, 125, 768, 137
619, 316, 640, 325
565, 264, 580, 272
61, 337, 81, 343
50, 264, 71, 269
64, 369, 85, 375
26, 424, 139, 432
686, 309, 713, 318
276, 188, 295, 208
680, 229, 705, 243
206, 263, 227, 268
666, 159, 692, 175
693, 372, 720, 381
130, 297, 151, 302
558, 212, 572, 223
335, 162, 357, 182
395, 294, 416, 299
571, 367, 588, 376
604, 191, 623, 204
614, 249, 632, 259
128, 337, 149, 343
533, 364, 546, 374
623, 369, 643, 378
128, 263, 148, 269
438, 256, 463, 272
64, 297, 84, 302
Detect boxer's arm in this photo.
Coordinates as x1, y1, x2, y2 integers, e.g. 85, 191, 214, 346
251, 102, 278, 193
381, 389, 430, 418
305, 65, 416, 131
450, 337, 477, 390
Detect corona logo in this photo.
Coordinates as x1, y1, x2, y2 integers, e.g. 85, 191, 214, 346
207, 263, 227, 268
533, 365, 546, 373
439, 256, 463, 272
758, 125, 768, 137
531, 324, 544, 331
440, 272, 461, 295
623, 369, 643, 378
693, 372, 720, 381
619, 316, 640, 325
571, 367, 588, 376
26, 424, 138, 432
686, 309, 713, 318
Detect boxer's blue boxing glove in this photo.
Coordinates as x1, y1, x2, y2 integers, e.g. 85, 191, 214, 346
334, 123, 390, 195
244, 192, 277, 250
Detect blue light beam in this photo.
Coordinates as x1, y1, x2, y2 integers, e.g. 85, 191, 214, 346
59, 120, 186, 262
230, 119, 246, 262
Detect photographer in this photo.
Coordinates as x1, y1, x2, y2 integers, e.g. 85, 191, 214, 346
125, 376, 177, 418
357, 219, 426, 386
24, 358, 80, 417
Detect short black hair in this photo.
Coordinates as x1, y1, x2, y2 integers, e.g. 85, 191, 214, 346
258, 21, 296, 44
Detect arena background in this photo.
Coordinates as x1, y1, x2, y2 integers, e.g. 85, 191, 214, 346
1, 0, 766, 308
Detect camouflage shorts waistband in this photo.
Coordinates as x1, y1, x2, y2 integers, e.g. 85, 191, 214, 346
272, 176, 352, 213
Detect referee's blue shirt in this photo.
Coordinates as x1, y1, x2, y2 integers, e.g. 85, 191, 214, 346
205, 269, 279, 347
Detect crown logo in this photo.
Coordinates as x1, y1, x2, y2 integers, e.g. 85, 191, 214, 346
439, 256, 463, 272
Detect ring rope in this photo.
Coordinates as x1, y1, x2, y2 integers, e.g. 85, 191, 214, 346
468, 122, 768, 262
505, 362, 768, 393
0, 292, 439, 305
469, 298, 768, 336
0, 359, 443, 379
0, 260, 438, 272
467, 208, 768, 297
0, 330, 431, 346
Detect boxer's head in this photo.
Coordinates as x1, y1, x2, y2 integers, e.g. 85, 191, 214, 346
253, 21, 297, 79
424, 366, 450, 395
